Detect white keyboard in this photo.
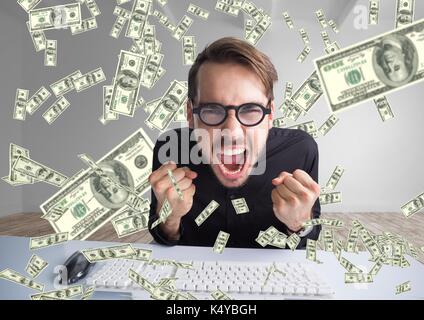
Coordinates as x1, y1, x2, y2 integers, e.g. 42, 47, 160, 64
85, 259, 334, 300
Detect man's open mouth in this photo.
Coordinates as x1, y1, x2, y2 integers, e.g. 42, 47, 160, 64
215, 146, 250, 179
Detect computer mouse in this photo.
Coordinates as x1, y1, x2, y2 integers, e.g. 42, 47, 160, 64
62, 251, 96, 284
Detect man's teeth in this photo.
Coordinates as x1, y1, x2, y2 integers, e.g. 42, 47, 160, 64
221, 163, 243, 174
222, 148, 245, 156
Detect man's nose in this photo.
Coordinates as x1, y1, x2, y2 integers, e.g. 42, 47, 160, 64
222, 109, 242, 131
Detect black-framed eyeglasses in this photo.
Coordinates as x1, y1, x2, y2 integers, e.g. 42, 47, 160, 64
192, 99, 271, 127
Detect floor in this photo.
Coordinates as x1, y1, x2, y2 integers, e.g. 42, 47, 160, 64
0, 212, 423, 262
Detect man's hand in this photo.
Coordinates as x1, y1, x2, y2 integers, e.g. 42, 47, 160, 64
148, 161, 197, 240
271, 169, 320, 232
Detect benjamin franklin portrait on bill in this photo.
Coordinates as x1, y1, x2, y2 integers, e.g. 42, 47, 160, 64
373, 34, 418, 87
90, 160, 134, 209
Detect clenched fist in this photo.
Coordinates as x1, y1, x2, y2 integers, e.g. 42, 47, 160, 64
271, 169, 320, 233
149, 161, 197, 240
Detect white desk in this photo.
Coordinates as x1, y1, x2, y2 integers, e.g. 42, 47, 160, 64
0, 236, 423, 300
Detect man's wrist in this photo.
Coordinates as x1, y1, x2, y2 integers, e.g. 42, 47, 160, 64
160, 217, 181, 241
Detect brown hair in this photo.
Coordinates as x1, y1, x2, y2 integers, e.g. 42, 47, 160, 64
188, 37, 278, 104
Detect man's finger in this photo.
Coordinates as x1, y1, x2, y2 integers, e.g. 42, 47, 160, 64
272, 171, 292, 185
292, 169, 317, 190
149, 161, 177, 185
275, 183, 298, 203
282, 175, 309, 196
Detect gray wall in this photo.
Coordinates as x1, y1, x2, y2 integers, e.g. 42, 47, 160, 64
0, 0, 423, 217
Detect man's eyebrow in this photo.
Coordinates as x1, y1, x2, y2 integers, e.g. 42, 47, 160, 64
197, 100, 268, 106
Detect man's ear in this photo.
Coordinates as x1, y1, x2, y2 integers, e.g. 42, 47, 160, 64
187, 99, 194, 129
268, 100, 275, 128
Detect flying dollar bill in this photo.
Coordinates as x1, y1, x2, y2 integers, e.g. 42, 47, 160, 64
195, 200, 220, 226
26, 21, 46, 51
401, 192, 424, 218
315, 19, 424, 113
50, 70, 82, 97
369, 0, 379, 25
13, 155, 68, 187
126, 0, 151, 39
8, 143, 34, 184
395, 0, 415, 29
44, 39, 57, 67
29, 3, 82, 31
82, 244, 136, 262
282, 11, 294, 29
290, 71, 323, 114
13, 88, 28, 121
213, 231, 230, 254
395, 281, 411, 294
211, 289, 232, 300
112, 208, 149, 238
18, 0, 41, 12
73, 67, 106, 92
70, 16, 97, 35
319, 191, 342, 205
110, 50, 145, 116
31, 285, 82, 300
40, 128, 154, 240
151, 199, 172, 228
0, 268, 44, 292
187, 3, 209, 20
25, 254, 48, 278
26, 86, 51, 115
29, 232, 68, 249
42, 96, 70, 124
231, 197, 249, 214
374, 96, 394, 121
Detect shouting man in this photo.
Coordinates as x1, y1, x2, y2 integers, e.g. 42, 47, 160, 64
148, 37, 321, 249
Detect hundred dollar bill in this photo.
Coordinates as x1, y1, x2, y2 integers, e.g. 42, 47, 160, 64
303, 218, 344, 228
70, 16, 97, 35
110, 16, 128, 38
44, 39, 57, 67
13, 155, 68, 187
145, 80, 187, 130
26, 86, 51, 114
147, 259, 192, 269
395, 281, 411, 294
129, 268, 172, 299
299, 28, 310, 45
0, 268, 44, 292
288, 121, 318, 138
112, 209, 149, 237
285, 101, 304, 121
340, 257, 363, 273
320, 30, 331, 47
114, 5, 131, 19
50, 70, 82, 97
142, 52, 163, 89
283, 81, 293, 102
231, 198, 249, 214
360, 229, 383, 258
297, 46, 311, 63
395, 0, 415, 29
245, 14, 271, 46
174, 100, 187, 122
213, 231, 230, 254
401, 192, 424, 218
255, 226, 279, 247
40, 128, 154, 240
290, 71, 323, 113
323, 229, 334, 252
286, 232, 301, 251
29, 3, 82, 32
85, 0, 101, 17
151, 199, 172, 228
315, 19, 424, 113
25, 254, 48, 278
81, 286, 95, 300
13, 88, 29, 121
345, 227, 360, 252
325, 166, 344, 190
30, 232, 68, 249
215, 1, 239, 17
187, 3, 209, 20
182, 36, 196, 65
31, 285, 83, 300
18, 0, 41, 12
141, 24, 156, 56
374, 96, 394, 121
195, 200, 220, 226
319, 191, 342, 205
172, 15, 193, 41
282, 11, 294, 29
273, 117, 285, 128
269, 232, 287, 248
73, 67, 106, 92
318, 114, 339, 136
153, 10, 176, 33
9, 144, 34, 184
126, 0, 151, 39
42, 96, 70, 124
334, 240, 344, 260
315, 9, 327, 28
306, 239, 318, 262
167, 169, 183, 200
369, 258, 384, 275
82, 244, 136, 262
100, 85, 119, 124
211, 289, 232, 300
128, 247, 152, 261
345, 273, 373, 283
369, 0, 379, 25
325, 41, 340, 55
26, 21, 46, 51
328, 19, 339, 33
109, 50, 145, 116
